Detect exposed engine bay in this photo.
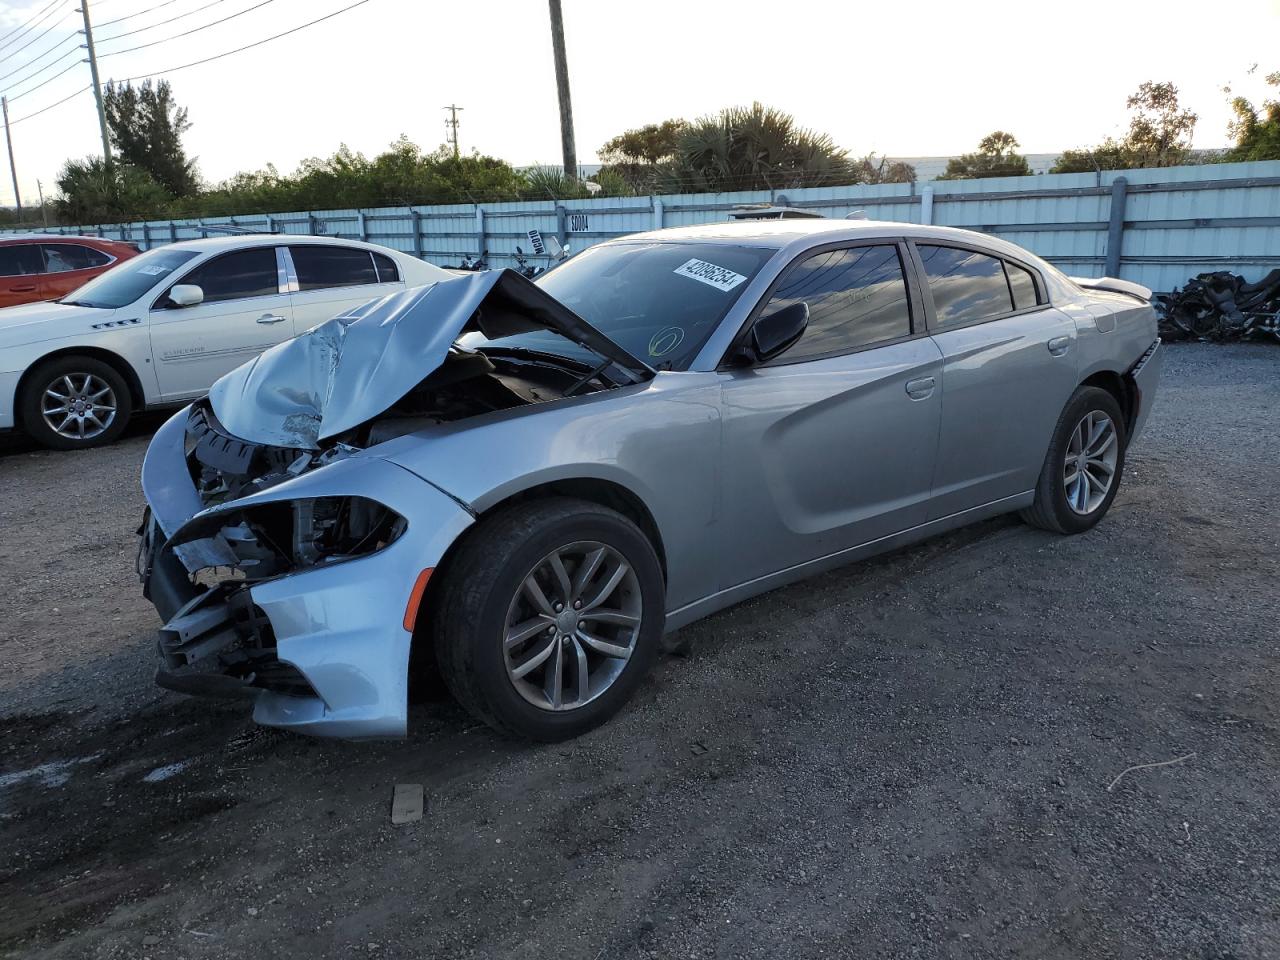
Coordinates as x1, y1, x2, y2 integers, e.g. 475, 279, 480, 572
186, 343, 615, 513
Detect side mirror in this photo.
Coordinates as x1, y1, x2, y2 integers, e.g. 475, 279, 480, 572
168, 284, 204, 308
745, 301, 809, 363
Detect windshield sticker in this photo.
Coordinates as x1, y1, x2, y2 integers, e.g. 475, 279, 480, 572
138, 265, 170, 275
648, 326, 686, 357
673, 258, 747, 291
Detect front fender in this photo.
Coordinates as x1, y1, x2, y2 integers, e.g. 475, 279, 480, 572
373, 374, 724, 610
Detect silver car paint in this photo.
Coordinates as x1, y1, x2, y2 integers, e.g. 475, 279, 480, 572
141, 221, 1161, 738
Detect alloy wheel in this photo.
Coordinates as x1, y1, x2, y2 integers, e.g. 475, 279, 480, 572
503, 540, 642, 712
41, 373, 117, 441
1063, 410, 1118, 515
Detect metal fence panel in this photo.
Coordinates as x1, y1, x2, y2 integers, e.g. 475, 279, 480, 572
9, 159, 1278, 292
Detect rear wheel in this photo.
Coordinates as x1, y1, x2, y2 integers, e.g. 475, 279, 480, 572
432, 497, 665, 740
1021, 386, 1127, 535
19, 356, 133, 450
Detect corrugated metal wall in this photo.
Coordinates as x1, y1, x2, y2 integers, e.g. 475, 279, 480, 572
13, 159, 1280, 293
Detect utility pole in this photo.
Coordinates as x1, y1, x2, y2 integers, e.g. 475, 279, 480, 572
1, 97, 22, 221
37, 179, 48, 227
442, 104, 463, 157
547, 0, 576, 180
78, 1, 113, 166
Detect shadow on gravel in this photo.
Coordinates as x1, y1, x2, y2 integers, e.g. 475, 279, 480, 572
0, 411, 170, 459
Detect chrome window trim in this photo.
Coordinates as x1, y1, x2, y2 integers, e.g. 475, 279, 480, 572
277, 246, 299, 293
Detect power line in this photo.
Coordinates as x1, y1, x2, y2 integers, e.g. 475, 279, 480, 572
117, 0, 371, 81
8, 0, 372, 125
97, 0, 185, 29
5, 55, 80, 101
0, 32, 79, 87
0, 0, 66, 53
9, 83, 90, 125
99, 0, 278, 60
0, 6, 76, 67
98, 0, 235, 44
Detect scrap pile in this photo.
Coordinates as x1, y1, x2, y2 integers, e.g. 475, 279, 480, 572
1154, 269, 1280, 342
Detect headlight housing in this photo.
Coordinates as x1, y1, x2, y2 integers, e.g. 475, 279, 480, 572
171, 496, 406, 579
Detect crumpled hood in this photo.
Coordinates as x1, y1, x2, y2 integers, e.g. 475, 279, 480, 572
0, 299, 120, 351
208, 268, 652, 449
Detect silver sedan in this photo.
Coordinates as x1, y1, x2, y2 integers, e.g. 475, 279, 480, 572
138, 220, 1163, 740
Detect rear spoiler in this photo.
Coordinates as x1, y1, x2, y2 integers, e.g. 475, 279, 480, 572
1070, 276, 1152, 303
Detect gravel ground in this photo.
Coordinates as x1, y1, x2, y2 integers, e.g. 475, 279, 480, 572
1, 344, 1278, 960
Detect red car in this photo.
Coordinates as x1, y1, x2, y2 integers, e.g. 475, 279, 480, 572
0, 235, 140, 310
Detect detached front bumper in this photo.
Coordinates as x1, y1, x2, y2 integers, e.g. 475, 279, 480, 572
139, 408, 474, 739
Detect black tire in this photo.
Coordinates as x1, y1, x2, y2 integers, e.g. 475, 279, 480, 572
432, 497, 665, 741
1021, 385, 1127, 535
19, 355, 133, 450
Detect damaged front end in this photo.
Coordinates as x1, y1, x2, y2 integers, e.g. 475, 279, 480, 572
140, 403, 411, 704
137, 269, 646, 737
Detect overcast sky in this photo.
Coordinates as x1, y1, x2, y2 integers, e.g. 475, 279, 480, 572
0, 0, 1277, 205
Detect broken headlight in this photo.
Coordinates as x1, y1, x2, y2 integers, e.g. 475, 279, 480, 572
174, 496, 407, 579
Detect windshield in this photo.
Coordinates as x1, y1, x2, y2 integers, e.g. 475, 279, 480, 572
61, 247, 200, 309
467, 241, 774, 370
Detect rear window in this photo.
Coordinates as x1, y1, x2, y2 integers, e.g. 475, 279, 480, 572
372, 252, 400, 283
0, 244, 43, 277
41, 243, 112, 273
61, 247, 199, 309
1006, 261, 1040, 310
290, 245, 378, 290
917, 245, 1014, 327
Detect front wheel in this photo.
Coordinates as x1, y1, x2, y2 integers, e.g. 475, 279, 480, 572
19, 356, 133, 450
432, 497, 665, 741
1021, 386, 1127, 535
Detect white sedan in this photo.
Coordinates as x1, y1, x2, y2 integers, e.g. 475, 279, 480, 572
0, 234, 450, 449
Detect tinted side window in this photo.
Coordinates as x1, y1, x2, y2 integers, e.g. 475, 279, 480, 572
41, 243, 112, 273
0, 244, 44, 277
178, 248, 279, 304
290, 245, 377, 290
762, 244, 912, 362
918, 245, 1014, 327
372, 252, 399, 283
1006, 261, 1039, 310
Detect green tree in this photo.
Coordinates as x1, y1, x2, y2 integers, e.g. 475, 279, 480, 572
938, 131, 1032, 180
1051, 81, 1198, 173
103, 79, 199, 197
1224, 69, 1280, 161
597, 119, 686, 192
656, 103, 858, 193
54, 157, 173, 223
598, 119, 686, 166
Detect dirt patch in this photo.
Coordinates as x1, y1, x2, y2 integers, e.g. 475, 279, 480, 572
2, 345, 1278, 959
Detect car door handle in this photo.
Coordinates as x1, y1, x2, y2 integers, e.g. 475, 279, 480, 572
9, 284, 36, 292
905, 376, 936, 400
256, 313, 288, 324
1047, 336, 1071, 356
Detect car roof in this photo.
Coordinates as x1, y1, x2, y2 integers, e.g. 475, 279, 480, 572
621, 218, 1026, 252
0, 233, 128, 244
136, 234, 406, 254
